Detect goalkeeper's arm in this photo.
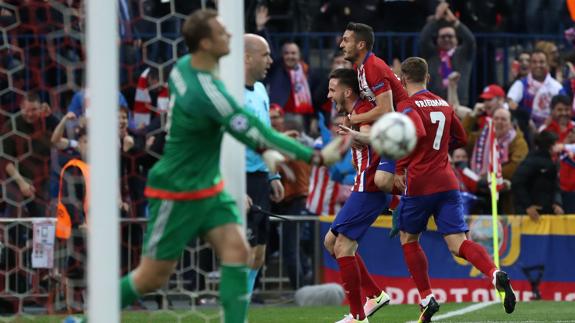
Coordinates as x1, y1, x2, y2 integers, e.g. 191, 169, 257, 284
200, 77, 350, 166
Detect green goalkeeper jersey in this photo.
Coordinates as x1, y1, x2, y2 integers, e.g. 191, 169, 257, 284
144, 55, 313, 200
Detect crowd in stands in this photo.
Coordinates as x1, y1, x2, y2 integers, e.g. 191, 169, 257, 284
1, 0, 575, 296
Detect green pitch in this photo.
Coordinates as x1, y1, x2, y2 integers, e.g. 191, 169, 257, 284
16, 301, 575, 322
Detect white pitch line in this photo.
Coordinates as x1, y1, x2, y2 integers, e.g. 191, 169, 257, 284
406, 301, 498, 323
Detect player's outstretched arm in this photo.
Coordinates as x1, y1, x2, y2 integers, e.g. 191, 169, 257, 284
349, 90, 393, 125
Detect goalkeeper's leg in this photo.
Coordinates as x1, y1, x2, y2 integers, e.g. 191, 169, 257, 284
205, 223, 250, 323
121, 257, 177, 308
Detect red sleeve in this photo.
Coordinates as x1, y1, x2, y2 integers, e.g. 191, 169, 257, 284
449, 110, 467, 149
366, 61, 391, 97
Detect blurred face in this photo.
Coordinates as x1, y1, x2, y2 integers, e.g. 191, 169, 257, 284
282, 43, 300, 69
437, 27, 457, 51
331, 55, 351, 71
327, 78, 349, 114
548, 44, 559, 67
530, 53, 548, 80
340, 30, 361, 62
270, 109, 284, 131
246, 40, 273, 81
119, 109, 129, 134
551, 101, 572, 126
518, 53, 531, 75
484, 97, 504, 114
493, 109, 512, 137
452, 148, 469, 163
206, 17, 231, 58
21, 98, 42, 123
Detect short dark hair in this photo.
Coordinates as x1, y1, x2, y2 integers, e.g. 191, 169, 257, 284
25, 90, 41, 103
401, 57, 428, 83
345, 22, 374, 51
329, 68, 359, 95
535, 131, 557, 152
182, 9, 218, 53
551, 94, 572, 110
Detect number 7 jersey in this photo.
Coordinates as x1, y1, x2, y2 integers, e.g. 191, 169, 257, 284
395, 89, 467, 196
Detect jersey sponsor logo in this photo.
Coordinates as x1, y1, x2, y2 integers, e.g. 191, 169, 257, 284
414, 99, 449, 108
230, 114, 250, 132
170, 68, 187, 96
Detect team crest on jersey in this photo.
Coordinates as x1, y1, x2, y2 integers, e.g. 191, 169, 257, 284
230, 114, 249, 132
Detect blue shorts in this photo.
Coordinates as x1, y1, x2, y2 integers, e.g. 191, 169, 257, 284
397, 190, 468, 235
331, 191, 389, 241
377, 158, 396, 174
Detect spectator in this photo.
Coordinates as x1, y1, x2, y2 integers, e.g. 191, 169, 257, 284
556, 132, 575, 213
133, 67, 170, 129
463, 84, 507, 144
513, 131, 563, 221
535, 41, 561, 79
470, 108, 528, 213
266, 41, 316, 132
539, 95, 574, 143
507, 49, 565, 145
1, 90, 58, 218
451, 148, 482, 214
525, 0, 564, 35
509, 51, 531, 87
419, 1, 476, 106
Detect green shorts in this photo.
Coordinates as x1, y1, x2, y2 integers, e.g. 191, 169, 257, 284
143, 191, 242, 260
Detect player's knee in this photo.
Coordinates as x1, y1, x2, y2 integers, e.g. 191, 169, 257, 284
375, 172, 393, 193
333, 236, 357, 257
133, 264, 173, 292
323, 233, 335, 255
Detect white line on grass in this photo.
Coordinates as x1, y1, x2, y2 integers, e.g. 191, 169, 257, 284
406, 301, 498, 323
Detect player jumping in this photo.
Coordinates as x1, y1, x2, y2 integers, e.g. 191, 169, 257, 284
339, 22, 409, 194
394, 57, 516, 323
323, 68, 392, 323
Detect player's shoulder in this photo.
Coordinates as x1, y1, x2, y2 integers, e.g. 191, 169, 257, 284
365, 53, 390, 71
396, 97, 415, 112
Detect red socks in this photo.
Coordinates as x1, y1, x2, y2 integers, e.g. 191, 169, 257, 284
402, 241, 432, 299
355, 253, 381, 299
337, 256, 365, 320
458, 239, 497, 277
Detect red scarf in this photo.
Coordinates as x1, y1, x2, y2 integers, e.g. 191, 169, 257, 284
288, 63, 313, 114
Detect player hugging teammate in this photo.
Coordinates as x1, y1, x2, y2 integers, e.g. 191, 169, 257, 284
324, 22, 516, 323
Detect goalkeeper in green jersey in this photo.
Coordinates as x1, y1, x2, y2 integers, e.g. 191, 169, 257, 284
117, 9, 349, 323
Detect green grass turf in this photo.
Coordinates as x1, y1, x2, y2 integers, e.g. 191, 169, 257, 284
9, 301, 575, 323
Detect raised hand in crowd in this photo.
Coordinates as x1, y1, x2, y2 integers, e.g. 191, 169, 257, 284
255, 5, 270, 31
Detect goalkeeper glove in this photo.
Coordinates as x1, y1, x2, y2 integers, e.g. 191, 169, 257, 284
312, 135, 351, 166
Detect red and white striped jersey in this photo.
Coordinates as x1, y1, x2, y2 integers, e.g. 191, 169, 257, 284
355, 52, 408, 108
351, 99, 380, 192
306, 163, 342, 215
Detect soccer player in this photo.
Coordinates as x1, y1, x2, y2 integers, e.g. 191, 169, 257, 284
323, 68, 392, 323
243, 33, 283, 296
394, 57, 516, 323
339, 22, 409, 192
116, 10, 348, 323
